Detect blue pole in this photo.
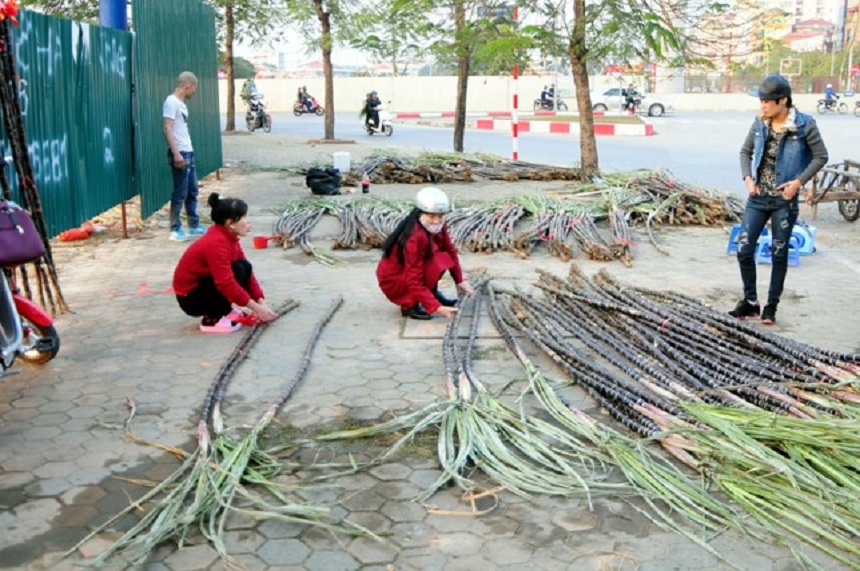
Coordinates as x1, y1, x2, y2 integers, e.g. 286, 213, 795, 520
99, 0, 128, 31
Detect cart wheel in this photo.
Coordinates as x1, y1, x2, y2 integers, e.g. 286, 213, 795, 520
837, 179, 859, 221
838, 199, 860, 222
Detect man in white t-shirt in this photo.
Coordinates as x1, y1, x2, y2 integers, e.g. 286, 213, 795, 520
163, 71, 203, 242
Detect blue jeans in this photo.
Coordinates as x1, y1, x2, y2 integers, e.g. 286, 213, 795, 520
168, 150, 199, 232
736, 194, 798, 306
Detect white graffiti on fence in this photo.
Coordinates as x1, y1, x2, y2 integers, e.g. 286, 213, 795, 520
100, 37, 127, 79
17, 79, 28, 118
103, 127, 114, 167
14, 16, 63, 79
28, 134, 69, 187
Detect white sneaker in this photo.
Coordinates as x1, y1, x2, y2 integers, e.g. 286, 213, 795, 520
169, 229, 190, 242
199, 317, 241, 334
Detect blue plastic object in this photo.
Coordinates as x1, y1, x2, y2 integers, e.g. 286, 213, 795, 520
792, 223, 817, 256
726, 224, 769, 255
755, 235, 801, 267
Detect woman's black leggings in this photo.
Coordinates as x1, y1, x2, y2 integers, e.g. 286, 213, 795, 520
177, 260, 252, 320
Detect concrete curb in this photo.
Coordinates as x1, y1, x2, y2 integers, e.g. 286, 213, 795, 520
475, 117, 655, 137
393, 111, 513, 119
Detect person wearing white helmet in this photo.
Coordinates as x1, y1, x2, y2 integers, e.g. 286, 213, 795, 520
376, 187, 474, 320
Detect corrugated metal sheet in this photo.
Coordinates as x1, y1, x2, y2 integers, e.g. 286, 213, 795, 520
132, 0, 222, 220
0, 11, 133, 236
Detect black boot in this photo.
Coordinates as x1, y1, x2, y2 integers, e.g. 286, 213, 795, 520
401, 304, 432, 320
433, 290, 458, 307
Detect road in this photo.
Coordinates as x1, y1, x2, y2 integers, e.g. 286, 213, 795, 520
238, 110, 858, 195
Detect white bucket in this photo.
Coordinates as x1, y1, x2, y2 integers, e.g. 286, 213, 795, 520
333, 152, 350, 174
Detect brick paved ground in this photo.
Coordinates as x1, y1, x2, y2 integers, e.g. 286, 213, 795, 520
1, 132, 858, 570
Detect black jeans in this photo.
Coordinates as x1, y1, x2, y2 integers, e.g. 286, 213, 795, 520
736, 194, 798, 306
176, 260, 252, 321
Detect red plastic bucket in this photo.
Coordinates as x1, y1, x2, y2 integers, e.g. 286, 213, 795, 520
252, 236, 271, 249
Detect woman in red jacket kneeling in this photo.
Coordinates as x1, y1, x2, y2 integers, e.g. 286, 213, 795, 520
377, 187, 474, 320
173, 193, 278, 333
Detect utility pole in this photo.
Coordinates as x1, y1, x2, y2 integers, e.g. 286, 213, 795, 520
847, 3, 860, 89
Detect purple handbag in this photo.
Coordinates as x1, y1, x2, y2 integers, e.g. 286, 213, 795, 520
0, 199, 46, 267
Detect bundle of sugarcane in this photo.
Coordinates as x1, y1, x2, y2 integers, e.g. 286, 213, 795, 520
446, 201, 528, 254
499, 268, 860, 568
316, 282, 632, 503
68, 300, 342, 567
273, 199, 338, 265
331, 197, 410, 250
510, 195, 602, 261
343, 153, 474, 185
485, 283, 752, 559
339, 151, 583, 185
623, 170, 746, 226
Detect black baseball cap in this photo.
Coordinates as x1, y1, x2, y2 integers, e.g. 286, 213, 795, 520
754, 75, 791, 100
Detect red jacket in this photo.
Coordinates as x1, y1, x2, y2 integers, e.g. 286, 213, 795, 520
376, 223, 463, 314
173, 225, 264, 306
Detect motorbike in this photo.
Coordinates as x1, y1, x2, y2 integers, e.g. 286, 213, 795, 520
293, 96, 325, 117
532, 97, 569, 111
245, 94, 272, 133
364, 104, 393, 136
817, 98, 848, 114
623, 95, 643, 115
0, 267, 60, 379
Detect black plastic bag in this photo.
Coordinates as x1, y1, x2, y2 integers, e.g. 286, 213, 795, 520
305, 167, 342, 195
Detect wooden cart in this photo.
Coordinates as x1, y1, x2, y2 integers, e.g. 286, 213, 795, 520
802, 160, 860, 222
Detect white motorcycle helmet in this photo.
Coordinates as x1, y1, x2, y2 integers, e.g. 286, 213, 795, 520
826, 83, 833, 88
414, 187, 451, 214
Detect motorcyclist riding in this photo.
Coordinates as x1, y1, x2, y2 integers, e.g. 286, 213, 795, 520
297, 86, 314, 112
824, 83, 839, 109
539, 85, 549, 106
622, 83, 639, 112
364, 90, 382, 129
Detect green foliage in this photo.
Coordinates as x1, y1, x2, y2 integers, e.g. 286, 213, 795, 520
22, 0, 285, 49
21, 0, 98, 23
219, 54, 256, 78
346, 0, 434, 74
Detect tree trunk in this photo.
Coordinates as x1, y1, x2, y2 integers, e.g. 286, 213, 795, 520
314, 0, 335, 140
569, 0, 598, 176
453, 0, 469, 153
224, 4, 235, 132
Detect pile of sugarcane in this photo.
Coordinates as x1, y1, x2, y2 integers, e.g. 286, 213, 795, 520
67, 299, 379, 568
622, 170, 746, 226
273, 195, 633, 264
492, 268, 860, 568
332, 197, 411, 250
511, 196, 632, 264
273, 198, 340, 265
272, 175, 744, 265
295, 151, 585, 185
318, 279, 628, 502
314, 271, 860, 568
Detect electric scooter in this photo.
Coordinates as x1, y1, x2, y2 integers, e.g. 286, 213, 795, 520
364, 104, 393, 137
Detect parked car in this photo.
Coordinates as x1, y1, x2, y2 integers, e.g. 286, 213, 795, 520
591, 88, 674, 117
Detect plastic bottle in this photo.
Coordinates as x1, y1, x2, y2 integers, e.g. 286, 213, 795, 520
361, 172, 370, 194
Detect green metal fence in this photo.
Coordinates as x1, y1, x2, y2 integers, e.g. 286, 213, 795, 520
132, 0, 223, 220
0, 2, 221, 236
0, 11, 134, 237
